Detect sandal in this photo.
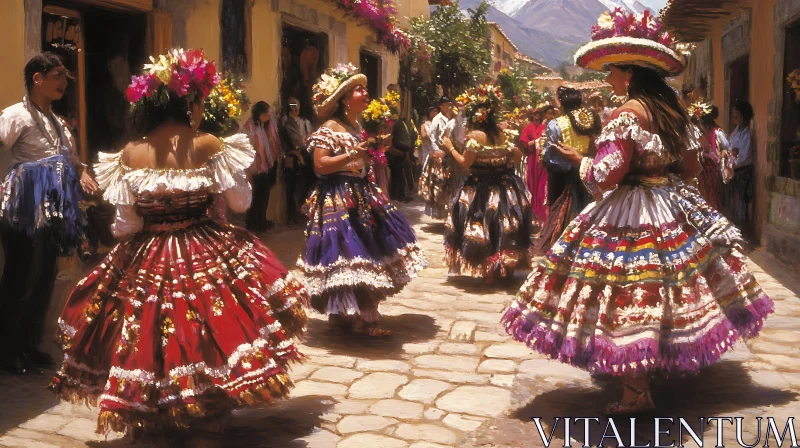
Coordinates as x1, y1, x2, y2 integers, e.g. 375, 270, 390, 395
351, 319, 392, 337
604, 383, 655, 415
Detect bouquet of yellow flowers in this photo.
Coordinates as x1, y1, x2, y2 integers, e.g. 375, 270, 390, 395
202, 73, 250, 136
787, 69, 800, 103
362, 90, 402, 164
362, 90, 400, 134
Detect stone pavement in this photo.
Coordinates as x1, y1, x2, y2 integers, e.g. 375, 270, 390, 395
1, 201, 799, 447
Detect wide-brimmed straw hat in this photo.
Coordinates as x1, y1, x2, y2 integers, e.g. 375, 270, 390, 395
312, 63, 367, 120
574, 9, 687, 77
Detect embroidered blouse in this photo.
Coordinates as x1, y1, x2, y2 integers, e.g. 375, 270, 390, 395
579, 110, 701, 196
306, 127, 366, 177
94, 133, 255, 239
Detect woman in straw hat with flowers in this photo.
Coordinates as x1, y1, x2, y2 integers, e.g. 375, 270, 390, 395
299, 64, 426, 337
502, 9, 773, 414
441, 84, 532, 285
49, 49, 309, 445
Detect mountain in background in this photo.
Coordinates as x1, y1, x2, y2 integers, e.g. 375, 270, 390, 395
454, 0, 659, 68
458, 0, 577, 68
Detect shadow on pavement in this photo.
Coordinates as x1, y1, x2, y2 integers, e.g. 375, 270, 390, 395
87, 395, 334, 448
748, 250, 800, 297
0, 370, 59, 434
222, 395, 335, 447
300, 313, 439, 359
510, 361, 797, 447
445, 271, 527, 295
420, 222, 446, 235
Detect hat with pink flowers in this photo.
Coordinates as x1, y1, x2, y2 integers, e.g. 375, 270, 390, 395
574, 9, 686, 77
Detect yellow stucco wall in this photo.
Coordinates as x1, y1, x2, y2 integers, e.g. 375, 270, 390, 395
709, 25, 726, 127
183, 0, 411, 106
395, 0, 429, 26
185, 0, 222, 64
699, 0, 776, 241
246, 0, 282, 106
490, 25, 517, 72
748, 0, 776, 241
0, 0, 26, 108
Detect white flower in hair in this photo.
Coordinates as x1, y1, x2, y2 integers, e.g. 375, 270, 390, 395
597, 12, 613, 30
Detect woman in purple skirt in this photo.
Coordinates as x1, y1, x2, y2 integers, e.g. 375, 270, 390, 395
299, 64, 426, 337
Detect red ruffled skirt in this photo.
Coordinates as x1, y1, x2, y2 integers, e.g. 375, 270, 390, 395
50, 219, 309, 435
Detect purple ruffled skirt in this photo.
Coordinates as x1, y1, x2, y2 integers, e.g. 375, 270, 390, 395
299, 174, 426, 320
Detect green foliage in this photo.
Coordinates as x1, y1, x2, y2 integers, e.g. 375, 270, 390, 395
558, 62, 571, 81
408, 1, 492, 97
495, 63, 544, 109
574, 69, 607, 82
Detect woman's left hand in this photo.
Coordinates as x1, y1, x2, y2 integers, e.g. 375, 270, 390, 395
554, 143, 583, 167
80, 171, 99, 195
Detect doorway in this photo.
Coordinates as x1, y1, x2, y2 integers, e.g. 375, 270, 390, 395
728, 55, 749, 123
781, 20, 800, 179
359, 50, 380, 100
42, 2, 146, 163
280, 24, 328, 122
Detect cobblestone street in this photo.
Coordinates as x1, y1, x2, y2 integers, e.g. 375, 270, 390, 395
1, 201, 799, 448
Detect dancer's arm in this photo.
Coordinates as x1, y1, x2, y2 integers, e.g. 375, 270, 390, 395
442, 136, 476, 170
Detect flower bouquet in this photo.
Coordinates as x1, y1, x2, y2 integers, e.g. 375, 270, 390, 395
361, 90, 400, 164
202, 73, 250, 136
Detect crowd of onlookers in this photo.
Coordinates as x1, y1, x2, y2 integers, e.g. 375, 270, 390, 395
226, 81, 757, 244
679, 83, 756, 238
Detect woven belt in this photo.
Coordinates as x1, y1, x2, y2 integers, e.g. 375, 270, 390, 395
621, 175, 669, 187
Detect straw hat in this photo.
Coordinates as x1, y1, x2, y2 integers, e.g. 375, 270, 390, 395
574, 9, 686, 77
312, 63, 367, 120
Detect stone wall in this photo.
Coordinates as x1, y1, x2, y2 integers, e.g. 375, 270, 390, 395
766, 0, 800, 269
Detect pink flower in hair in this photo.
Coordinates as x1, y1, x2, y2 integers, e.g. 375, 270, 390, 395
126, 73, 161, 103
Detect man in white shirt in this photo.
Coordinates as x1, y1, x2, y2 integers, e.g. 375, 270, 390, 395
429, 96, 456, 156
0, 53, 97, 374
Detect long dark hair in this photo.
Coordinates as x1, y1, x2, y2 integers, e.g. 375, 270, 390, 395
623, 65, 691, 164
557, 86, 600, 136
469, 101, 502, 145
698, 105, 720, 132
132, 88, 193, 135
251, 101, 270, 127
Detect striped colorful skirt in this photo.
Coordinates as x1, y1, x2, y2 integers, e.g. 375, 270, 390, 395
502, 180, 773, 376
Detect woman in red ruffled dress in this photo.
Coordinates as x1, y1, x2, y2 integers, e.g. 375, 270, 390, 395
50, 49, 309, 445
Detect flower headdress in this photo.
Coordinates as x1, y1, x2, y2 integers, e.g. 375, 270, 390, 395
312, 63, 367, 119
202, 74, 250, 135
687, 100, 714, 120
457, 84, 504, 124
126, 48, 220, 108
575, 8, 685, 76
